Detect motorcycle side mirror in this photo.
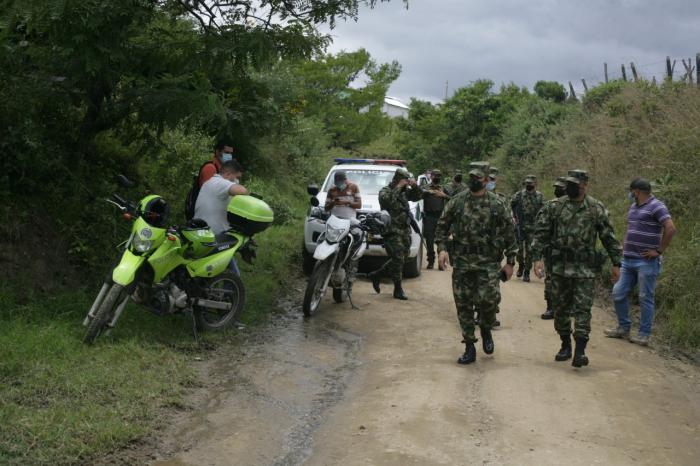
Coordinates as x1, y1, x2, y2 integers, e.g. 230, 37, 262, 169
310, 196, 320, 207
307, 184, 320, 196
115, 174, 135, 188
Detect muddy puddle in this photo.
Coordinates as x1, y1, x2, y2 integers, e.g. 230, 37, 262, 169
151, 294, 364, 466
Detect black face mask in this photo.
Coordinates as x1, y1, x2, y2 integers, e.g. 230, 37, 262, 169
554, 187, 566, 198
526, 184, 535, 191
565, 182, 580, 199
432, 177, 441, 185
454, 175, 463, 183
468, 178, 483, 192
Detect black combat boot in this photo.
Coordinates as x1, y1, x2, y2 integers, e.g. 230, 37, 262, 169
481, 328, 494, 354
541, 308, 554, 320
393, 281, 408, 300
555, 334, 572, 361
369, 271, 381, 294
523, 270, 531, 282
427, 261, 434, 270
516, 266, 523, 278
572, 336, 589, 367
458, 342, 477, 365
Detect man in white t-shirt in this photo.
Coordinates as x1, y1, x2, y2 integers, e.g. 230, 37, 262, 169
194, 160, 248, 234
194, 160, 248, 275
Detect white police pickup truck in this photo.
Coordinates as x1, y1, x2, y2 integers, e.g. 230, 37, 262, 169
302, 158, 423, 278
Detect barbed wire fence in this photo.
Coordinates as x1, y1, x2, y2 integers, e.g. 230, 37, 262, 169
565, 54, 700, 99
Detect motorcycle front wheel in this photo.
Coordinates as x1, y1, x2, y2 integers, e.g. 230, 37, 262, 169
194, 271, 245, 331
302, 255, 335, 317
83, 284, 125, 345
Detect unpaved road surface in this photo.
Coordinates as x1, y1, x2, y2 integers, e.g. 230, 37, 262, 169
150, 268, 700, 466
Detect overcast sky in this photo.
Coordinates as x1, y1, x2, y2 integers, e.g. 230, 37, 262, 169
324, 0, 700, 102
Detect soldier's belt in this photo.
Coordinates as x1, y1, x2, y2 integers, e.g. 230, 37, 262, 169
455, 244, 498, 256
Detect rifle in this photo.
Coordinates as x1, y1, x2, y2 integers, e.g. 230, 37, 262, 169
513, 192, 525, 243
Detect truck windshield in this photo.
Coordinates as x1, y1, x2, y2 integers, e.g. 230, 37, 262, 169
323, 169, 396, 195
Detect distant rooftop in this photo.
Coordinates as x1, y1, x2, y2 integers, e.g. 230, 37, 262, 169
384, 96, 409, 110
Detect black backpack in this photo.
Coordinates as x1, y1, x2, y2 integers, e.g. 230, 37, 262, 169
184, 161, 216, 220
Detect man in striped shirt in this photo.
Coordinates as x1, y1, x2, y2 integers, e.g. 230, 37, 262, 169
605, 178, 676, 345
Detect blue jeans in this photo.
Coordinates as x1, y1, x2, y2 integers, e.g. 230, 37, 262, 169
612, 257, 661, 336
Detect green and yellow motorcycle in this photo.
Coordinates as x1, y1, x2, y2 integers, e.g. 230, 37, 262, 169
82, 177, 274, 344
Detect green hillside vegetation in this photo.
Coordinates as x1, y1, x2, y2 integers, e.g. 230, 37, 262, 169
397, 80, 700, 352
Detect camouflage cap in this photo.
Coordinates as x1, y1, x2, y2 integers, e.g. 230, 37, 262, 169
393, 167, 411, 181
565, 169, 589, 185
431, 169, 442, 177
467, 161, 490, 178
553, 176, 567, 188
524, 174, 537, 184
488, 166, 499, 180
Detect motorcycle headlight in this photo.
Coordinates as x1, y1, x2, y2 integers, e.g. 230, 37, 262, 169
325, 226, 345, 243
132, 234, 153, 253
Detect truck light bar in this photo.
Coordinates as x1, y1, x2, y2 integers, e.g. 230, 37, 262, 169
334, 158, 406, 166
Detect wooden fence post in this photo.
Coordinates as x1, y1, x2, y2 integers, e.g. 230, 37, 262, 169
581, 79, 588, 92
621, 64, 627, 82
696, 53, 700, 87
630, 62, 639, 82
604, 63, 609, 83
568, 81, 577, 100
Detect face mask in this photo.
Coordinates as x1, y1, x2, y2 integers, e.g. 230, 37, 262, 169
627, 191, 637, 203
220, 152, 233, 163
454, 176, 463, 183
565, 183, 580, 199
486, 181, 496, 191
554, 187, 566, 197
432, 177, 441, 184
468, 178, 483, 192
335, 182, 346, 191
526, 184, 535, 191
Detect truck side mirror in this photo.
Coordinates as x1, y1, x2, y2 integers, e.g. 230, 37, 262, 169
307, 184, 320, 196
310, 196, 320, 207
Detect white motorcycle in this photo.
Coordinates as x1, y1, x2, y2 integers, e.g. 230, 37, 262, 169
302, 200, 389, 317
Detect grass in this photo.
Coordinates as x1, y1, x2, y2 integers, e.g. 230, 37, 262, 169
0, 221, 301, 465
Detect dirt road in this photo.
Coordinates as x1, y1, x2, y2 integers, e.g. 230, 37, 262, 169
151, 268, 700, 466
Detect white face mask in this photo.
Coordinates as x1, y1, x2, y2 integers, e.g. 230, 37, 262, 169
220, 152, 233, 163
486, 181, 496, 191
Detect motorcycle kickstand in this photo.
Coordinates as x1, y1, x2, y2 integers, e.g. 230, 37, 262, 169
346, 283, 360, 311
186, 309, 200, 344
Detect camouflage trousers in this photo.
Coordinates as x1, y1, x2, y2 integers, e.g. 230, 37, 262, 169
544, 257, 552, 309
380, 231, 411, 282
551, 275, 595, 340
451, 266, 501, 343
516, 227, 535, 272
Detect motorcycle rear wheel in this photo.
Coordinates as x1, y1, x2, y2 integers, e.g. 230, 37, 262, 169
83, 284, 124, 345
302, 256, 334, 317
194, 271, 245, 331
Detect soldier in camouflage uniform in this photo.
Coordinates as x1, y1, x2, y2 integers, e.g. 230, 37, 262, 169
532, 170, 622, 368
511, 175, 544, 282
486, 166, 507, 201
444, 170, 465, 197
369, 168, 423, 300
541, 177, 568, 320
436, 161, 517, 365
421, 169, 449, 270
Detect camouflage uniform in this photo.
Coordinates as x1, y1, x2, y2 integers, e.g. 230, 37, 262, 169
445, 171, 466, 197
422, 169, 448, 267
531, 171, 622, 341
377, 172, 423, 282
436, 162, 517, 344
511, 176, 544, 276
542, 177, 568, 317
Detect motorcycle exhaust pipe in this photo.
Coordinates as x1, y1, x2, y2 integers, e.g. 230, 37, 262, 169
83, 282, 110, 326
195, 298, 233, 311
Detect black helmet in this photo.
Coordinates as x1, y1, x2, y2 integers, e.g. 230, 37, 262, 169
139, 195, 170, 228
